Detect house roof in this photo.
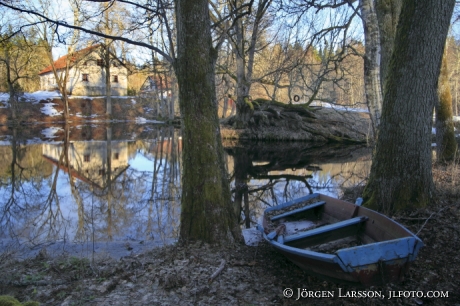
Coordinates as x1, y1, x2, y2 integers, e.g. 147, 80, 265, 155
38, 44, 102, 75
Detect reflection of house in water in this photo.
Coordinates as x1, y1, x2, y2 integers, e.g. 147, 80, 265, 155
42, 141, 130, 189
147, 137, 182, 156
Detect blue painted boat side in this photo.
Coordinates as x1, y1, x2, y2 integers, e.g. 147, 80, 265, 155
335, 237, 421, 272
264, 233, 420, 274
264, 193, 320, 213
409, 238, 424, 261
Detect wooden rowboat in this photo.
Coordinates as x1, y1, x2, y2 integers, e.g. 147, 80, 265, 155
258, 193, 423, 286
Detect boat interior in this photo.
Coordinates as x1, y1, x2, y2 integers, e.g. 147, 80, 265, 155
264, 193, 415, 254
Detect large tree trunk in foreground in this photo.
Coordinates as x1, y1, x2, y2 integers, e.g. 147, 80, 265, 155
176, 0, 240, 244
363, 0, 455, 214
436, 47, 458, 162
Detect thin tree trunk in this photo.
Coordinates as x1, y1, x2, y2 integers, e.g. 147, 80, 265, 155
176, 0, 240, 244
436, 47, 457, 162
360, 0, 383, 136
363, 0, 455, 213
6, 66, 17, 121
105, 46, 112, 116
104, 3, 112, 116
375, 0, 402, 91
234, 7, 252, 126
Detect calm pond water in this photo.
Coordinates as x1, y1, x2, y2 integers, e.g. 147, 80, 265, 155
0, 124, 371, 258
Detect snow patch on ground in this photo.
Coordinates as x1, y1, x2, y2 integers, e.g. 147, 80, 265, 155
24, 91, 61, 102
0, 91, 137, 103
131, 99, 136, 104
0, 91, 61, 103
307, 101, 369, 113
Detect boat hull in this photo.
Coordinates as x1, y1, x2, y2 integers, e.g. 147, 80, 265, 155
261, 193, 423, 286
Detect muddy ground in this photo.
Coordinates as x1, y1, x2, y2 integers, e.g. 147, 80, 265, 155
0, 164, 459, 306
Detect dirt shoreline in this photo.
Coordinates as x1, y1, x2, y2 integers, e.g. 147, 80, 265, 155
0, 96, 372, 144
1, 164, 459, 305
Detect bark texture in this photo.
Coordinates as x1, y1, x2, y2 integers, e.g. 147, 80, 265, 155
363, 0, 455, 213
375, 0, 402, 91
436, 49, 457, 162
176, 0, 240, 244
360, 0, 383, 136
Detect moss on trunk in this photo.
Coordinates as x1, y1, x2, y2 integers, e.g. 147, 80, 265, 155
176, 0, 240, 244
363, 0, 455, 214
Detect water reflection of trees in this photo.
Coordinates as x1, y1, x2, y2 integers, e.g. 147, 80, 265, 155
225, 142, 371, 228
0, 127, 61, 245
0, 125, 182, 249
64, 125, 182, 244
1, 127, 370, 249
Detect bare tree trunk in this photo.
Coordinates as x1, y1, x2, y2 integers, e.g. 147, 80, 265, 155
234, 8, 252, 126
166, 73, 176, 120
375, 0, 402, 90
436, 47, 457, 162
105, 47, 112, 116
363, 0, 455, 213
104, 3, 112, 116
176, 0, 240, 244
6, 62, 17, 121
360, 0, 383, 137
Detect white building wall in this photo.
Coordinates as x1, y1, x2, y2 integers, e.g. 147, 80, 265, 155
39, 50, 128, 96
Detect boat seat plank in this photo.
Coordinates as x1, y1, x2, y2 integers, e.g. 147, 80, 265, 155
270, 201, 326, 221
284, 216, 368, 244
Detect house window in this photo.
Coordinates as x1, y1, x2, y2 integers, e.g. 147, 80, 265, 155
84, 154, 90, 162
97, 59, 103, 66
112, 75, 118, 83
113, 152, 119, 160
82, 74, 89, 82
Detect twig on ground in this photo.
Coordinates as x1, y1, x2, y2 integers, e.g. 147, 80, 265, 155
416, 207, 448, 236
208, 259, 226, 283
